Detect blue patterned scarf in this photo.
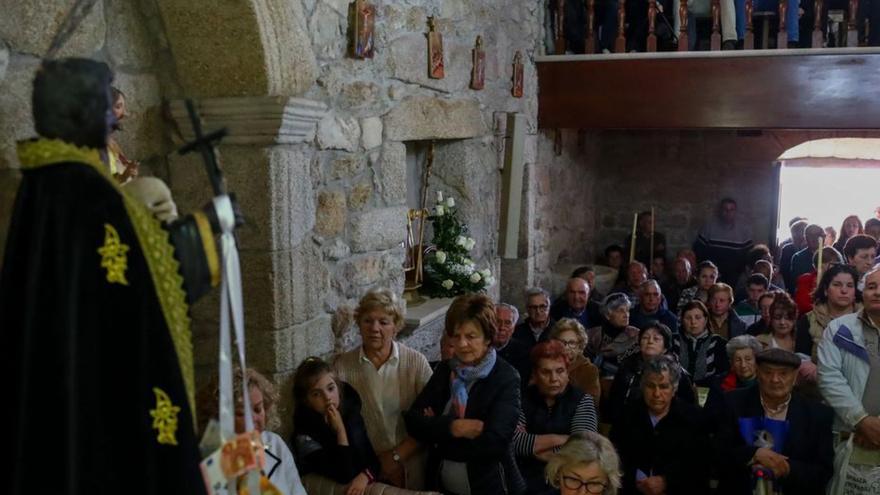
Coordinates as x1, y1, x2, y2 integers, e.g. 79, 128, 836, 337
449, 348, 497, 418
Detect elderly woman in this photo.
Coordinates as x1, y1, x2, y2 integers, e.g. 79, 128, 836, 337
795, 263, 861, 363
513, 341, 598, 494
334, 288, 433, 489
549, 318, 601, 403
672, 300, 729, 387
545, 432, 622, 495
197, 368, 307, 495
606, 322, 695, 424
703, 335, 761, 418
610, 355, 711, 494
405, 294, 522, 494
586, 293, 640, 383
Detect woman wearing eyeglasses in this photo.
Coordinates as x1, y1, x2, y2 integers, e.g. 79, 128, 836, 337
545, 431, 622, 495
549, 318, 601, 404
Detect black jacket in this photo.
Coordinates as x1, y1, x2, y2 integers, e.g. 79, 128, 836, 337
292, 382, 380, 484
715, 386, 834, 495
405, 357, 523, 494
610, 398, 711, 495
497, 339, 531, 391
512, 319, 554, 350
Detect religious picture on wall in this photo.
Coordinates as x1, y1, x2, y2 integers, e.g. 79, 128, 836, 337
350, 0, 375, 59
427, 16, 445, 79
470, 36, 486, 90
512, 50, 524, 98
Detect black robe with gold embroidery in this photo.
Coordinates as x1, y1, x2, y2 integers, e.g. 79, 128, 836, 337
2, 139, 219, 495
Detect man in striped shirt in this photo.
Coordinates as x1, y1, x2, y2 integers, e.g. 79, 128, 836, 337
694, 198, 754, 287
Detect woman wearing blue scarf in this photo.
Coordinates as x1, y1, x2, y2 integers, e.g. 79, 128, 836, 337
405, 294, 524, 494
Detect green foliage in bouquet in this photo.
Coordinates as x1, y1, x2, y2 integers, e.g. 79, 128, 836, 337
423, 191, 495, 298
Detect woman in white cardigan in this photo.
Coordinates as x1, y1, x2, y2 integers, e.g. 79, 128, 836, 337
335, 288, 433, 489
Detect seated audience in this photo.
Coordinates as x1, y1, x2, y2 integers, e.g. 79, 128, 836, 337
623, 210, 666, 266
549, 318, 601, 403
676, 248, 697, 273
292, 357, 380, 494
789, 224, 825, 289
793, 246, 844, 315
334, 288, 433, 489
817, 266, 880, 493
606, 322, 695, 424
673, 300, 729, 387
780, 219, 808, 291
604, 244, 626, 286
550, 277, 593, 329
651, 255, 667, 286
735, 244, 776, 296
865, 217, 880, 240
752, 259, 785, 293
844, 234, 879, 276
586, 293, 640, 381
197, 368, 308, 495
757, 292, 819, 386
705, 335, 762, 418
795, 263, 861, 363
545, 432, 622, 495
747, 291, 778, 336
610, 355, 711, 495
405, 294, 522, 494
734, 273, 768, 326
707, 282, 747, 340
513, 287, 555, 349
629, 280, 678, 332
570, 265, 607, 304
716, 349, 834, 495
662, 256, 694, 311
693, 197, 753, 286
615, 261, 648, 306
513, 341, 598, 494
495, 302, 532, 390
834, 215, 864, 254
676, 260, 718, 314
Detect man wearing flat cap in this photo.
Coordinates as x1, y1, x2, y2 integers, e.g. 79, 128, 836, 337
714, 348, 834, 494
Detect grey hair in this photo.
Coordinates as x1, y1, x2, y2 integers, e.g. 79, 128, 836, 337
496, 302, 520, 324
675, 257, 692, 272
859, 265, 880, 291
525, 287, 551, 304
726, 335, 761, 360
601, 292, 631, 317
639, 279, 661, 293
545, 431, 622, 495
640, 355, 681, 393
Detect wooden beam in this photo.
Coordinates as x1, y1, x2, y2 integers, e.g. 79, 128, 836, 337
499, 113, 526, 259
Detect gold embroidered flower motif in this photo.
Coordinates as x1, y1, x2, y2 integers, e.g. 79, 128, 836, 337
150, 387, 181, 446
97, 223, 130, 285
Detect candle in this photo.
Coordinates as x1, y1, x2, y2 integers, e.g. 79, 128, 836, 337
629, 212, 638, 263
816, 242, 824, 279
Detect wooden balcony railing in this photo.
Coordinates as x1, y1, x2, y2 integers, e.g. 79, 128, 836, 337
550, 0, 866, 53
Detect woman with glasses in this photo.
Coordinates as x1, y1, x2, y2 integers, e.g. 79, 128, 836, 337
513, 341, 599, 494
549, 318, 601, 404
605, 322, 695, 425
545, 431, 622, 495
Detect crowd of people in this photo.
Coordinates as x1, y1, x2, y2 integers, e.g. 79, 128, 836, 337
200, 200, 880, 495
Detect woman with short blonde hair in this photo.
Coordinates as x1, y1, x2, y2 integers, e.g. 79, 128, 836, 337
545, 432, 622, 495
550, 318, 601, 403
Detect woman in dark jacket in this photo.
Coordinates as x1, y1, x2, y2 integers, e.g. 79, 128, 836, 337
404, 294, 522, 495
292, 357, 380, 493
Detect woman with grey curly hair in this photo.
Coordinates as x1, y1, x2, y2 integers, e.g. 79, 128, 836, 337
586, 293, 640, 381
545, 431, 622, 495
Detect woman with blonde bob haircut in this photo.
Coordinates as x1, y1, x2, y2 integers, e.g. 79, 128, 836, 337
545, 431, 622, 495
335, 288, 433, 489
549, 318, 601, 403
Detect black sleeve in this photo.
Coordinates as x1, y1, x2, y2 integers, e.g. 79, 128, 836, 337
605, 368, 630, 425
784, 405, 835, 493
294, 435, 360, 484
404, 366, 455, 445
165, 213, 219, 304
795, 315, 813, 357
664, 413, 711, 493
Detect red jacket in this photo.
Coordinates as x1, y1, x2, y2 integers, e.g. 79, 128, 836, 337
794, 271, 817, 315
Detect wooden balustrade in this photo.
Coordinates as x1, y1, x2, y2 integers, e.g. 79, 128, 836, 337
647, 0, 658, 51
678, 0, 690, 50
745, 0, 755, 49
711, 0, 722, 50
848, 0, 859, 46
555, 0, 566, 54
586, 0, 596, 53
615, 0, 627, 52
813, 0, 824, 47
778, 0, 788, 48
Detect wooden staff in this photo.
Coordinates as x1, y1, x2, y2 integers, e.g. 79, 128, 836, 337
650, 207, 655, 275
744, 0, 755, 49
648, 0, 658, 51
629, 212, 638, 263
678, 0, 689, 51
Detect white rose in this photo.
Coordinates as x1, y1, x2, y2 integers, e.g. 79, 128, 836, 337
463, 258, 474, 267
485, 276, 496, 286
446, 197, 456, 208
463, 263, 475, 274
441, 279, 454, 290
469, 272, 482, 283
456, 236, 468, 247
436, 205, 445, 216
436, 190, 444, 203
435, 251, 447, 264
479, 269, 491, 278
465, 238, 476, 250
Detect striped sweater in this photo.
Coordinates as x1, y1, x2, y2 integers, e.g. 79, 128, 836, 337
672, 331, 730, 386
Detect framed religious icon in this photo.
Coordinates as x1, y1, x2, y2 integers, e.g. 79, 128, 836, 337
470, 36, 486, 90
350, 0, 375, 59
427, 16, 445, 79
512, 51, 524, 98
